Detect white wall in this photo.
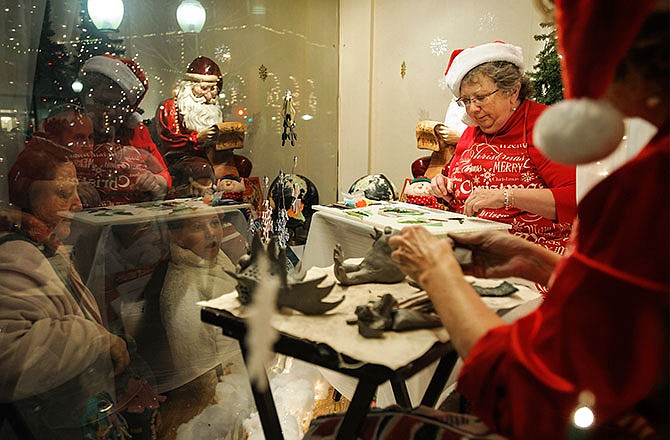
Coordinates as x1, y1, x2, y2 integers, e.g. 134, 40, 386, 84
339, 0, 546, 197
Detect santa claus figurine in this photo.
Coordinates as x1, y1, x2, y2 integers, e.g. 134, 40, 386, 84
156, 56, 251, 178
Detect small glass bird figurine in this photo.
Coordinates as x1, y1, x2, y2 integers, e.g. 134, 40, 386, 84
281, 90, 297, 146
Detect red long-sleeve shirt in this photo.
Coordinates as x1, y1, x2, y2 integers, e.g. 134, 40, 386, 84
445, 100, 576, 254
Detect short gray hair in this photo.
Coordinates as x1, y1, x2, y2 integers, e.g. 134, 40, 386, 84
461, 61, 533, 101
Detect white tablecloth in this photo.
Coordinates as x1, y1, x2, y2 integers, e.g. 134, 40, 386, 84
302, 202, 510, 269
199, 265, 541, 371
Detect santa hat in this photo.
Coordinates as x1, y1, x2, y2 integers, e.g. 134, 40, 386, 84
184, 56, 223, 91
81, 55, 149, 108
444, 41, 525, 96
533, 0, 657, 164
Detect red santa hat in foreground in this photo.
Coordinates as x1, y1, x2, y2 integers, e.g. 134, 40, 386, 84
533, 0, 658, 164
82, 55, 149, 110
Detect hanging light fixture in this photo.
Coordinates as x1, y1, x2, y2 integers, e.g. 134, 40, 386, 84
176, 0, 207, 33
87, 0, 125, 32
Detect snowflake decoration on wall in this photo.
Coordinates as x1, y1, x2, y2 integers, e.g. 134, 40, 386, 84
479, 12, 497, 33
437, 76, 449, 91
214, 44, 232, 64
430, 37, 449, 56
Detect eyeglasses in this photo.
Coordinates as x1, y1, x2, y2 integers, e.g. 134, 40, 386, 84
456, 89, 499, 107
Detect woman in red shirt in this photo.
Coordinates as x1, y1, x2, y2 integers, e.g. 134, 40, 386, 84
432, 42, 576, 254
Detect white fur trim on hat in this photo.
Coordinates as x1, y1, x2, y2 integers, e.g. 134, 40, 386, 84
184, 72, 219, 83
445, 42, 525, 96
533, 98, 625, 165
82, 56, 146, 105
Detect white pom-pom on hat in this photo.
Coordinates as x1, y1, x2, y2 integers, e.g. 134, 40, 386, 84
534, 0, 658, 165
534, 98, 625, 165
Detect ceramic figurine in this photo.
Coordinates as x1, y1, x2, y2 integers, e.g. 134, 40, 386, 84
333, 227, 406, 285
228, 234, 344, 315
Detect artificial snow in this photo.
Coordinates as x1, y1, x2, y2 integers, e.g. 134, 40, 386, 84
175, 358, 326, 440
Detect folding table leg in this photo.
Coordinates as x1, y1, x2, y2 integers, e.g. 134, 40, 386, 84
335, 380, 378, 440
239, 344, 284, 439
420, 350, 459, 407
390, 378, 412, 407
249, 382, 284, 440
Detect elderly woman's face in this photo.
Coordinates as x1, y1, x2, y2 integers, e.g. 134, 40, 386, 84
173, 215, 223, 261
459, 74, 518, 134
28, 163, 82, 239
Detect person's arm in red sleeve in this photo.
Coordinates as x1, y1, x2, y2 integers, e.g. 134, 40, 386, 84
155, 99, 198, 152
529, 145, 577, 223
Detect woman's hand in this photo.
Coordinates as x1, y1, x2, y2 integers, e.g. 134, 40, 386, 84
108, 334, 130, 377
390, 226, 507, 358
77, 182, 102, 208
463, 187, 504, 216
430, 174, 455, 202
389, 226, 463, 287
135, 172, 168, 199
449, 230, 560, 284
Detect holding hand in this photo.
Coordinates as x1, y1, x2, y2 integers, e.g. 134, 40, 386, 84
389, 226, 463, 288
196, 124, 219, 144
77, 181, 102, 208
462, 187, 504, 217
108, 334, 130, 378
135, 172, 168, 199
429, 174, 455, 202
448, 230, 560, 285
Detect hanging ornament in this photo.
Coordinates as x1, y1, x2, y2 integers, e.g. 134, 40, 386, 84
260, 176, 273, 245
401, 61, 407, 79
275, 207, 290, 249
281, 90, 297, 146
430, 37, 449, 56
289, 156, 302, 215
214, 43, 232, 64
258, 64, 268, 81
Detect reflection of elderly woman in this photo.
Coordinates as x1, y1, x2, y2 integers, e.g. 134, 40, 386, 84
0, 146, 129, 438
432, 42, 576, 254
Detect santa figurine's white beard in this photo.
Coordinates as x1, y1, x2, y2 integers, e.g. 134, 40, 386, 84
176, 82, 223, 133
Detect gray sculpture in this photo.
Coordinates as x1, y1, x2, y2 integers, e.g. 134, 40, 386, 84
227, 234, 344, 315
333, 227, 406, 285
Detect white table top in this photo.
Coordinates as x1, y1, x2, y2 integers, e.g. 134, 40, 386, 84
302, 201, 510, 269
199, 265, 541, 370
60, 198, 251, 226
313, 201, 511, 237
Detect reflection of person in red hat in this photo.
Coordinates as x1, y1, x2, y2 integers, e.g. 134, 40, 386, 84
431, 40, 576, 255
156, 56, 252, 180
388, 1, 668, 439
80, 55, 171, 203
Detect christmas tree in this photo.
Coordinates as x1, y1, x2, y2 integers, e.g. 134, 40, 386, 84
32, 0, 126, 125
33, 0, 80, 124
529, 22, 563, 105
